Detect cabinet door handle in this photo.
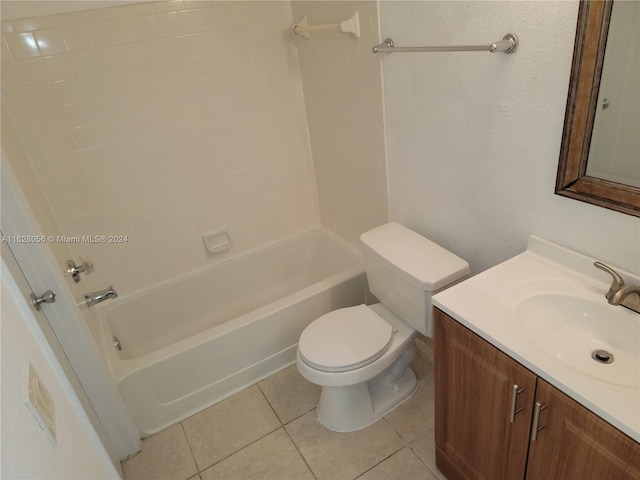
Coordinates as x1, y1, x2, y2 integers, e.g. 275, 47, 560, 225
531, 401, 548, 441
510, 384, 525, 423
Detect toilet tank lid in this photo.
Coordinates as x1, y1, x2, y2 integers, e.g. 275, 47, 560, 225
360, 222, 470, 291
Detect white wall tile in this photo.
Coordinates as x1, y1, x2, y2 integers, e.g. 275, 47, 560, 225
15, 57, 51, 85
4, 32, 41, 58
2, 1, 319, 296
62, 23, 94, 51
33, 28, 68, 55
42, 53, 75, 81
120, 2, 157, 18
153, 1, 185, 14
1, 62, 21, 89
177, 8, 206, 34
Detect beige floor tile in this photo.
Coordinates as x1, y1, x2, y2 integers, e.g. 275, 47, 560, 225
410, 430, 447, 480
286, 410, 404, 480
182, 385, 281, 471
384, 358, 435, 443
122, 424, 197, 480
357, 447, 439, 480
415, 336, 434, 364
258, 364, 321, 424
411, 351, 434, 380
200, 428, 314, 480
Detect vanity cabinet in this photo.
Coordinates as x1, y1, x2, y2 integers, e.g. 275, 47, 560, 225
434, 308, 640, 480
525, 378, 640, 479
434, 308, 537, 480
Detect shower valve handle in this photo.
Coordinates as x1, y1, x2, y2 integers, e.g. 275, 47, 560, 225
67, 259, 94, 283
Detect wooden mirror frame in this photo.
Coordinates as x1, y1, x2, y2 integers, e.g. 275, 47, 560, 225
555, 0, 640, 217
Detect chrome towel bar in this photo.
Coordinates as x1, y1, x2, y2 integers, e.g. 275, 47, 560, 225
372, 33, 518, 54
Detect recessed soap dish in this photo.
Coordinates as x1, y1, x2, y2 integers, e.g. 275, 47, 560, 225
203, 227, 232, 254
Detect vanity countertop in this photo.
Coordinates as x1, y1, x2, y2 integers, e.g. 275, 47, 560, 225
432, 235, 640, 442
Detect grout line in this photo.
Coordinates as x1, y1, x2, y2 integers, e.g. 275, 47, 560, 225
405, 444, 447, 480
282, 405, 317, 427
382, 414, 414, 445
196, 424, 282, 476
179, 421, 202, 476
255, 371, 318, 427
352, 445, 406, 480
282, 419, 319, 480
136, 349, 438, 480
256, 379, 318, 478
406, 439, 431, 469
256, 379, 285, 426
179, 386, 283, 477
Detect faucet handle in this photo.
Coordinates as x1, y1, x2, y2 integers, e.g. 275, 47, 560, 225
594, 261, 625, 299
66, 259, 94, 283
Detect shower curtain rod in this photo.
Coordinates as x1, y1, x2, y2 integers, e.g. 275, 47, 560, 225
372, 33, 518, 54
292, 11, 360, 39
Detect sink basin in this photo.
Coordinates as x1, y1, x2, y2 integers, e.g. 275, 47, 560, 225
516, 294, 639, 389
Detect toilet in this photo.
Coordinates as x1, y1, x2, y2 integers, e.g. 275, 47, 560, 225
296, 222, 469, 432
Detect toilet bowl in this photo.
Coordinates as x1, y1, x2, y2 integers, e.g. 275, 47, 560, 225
296, 222, 469, 432
297, 303, 417, 431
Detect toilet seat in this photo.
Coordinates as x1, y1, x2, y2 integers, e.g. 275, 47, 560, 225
298, 305, 393, 373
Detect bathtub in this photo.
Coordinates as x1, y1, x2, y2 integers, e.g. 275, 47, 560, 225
96, 228, 365, 435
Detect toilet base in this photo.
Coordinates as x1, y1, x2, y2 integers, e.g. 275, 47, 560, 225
316, 348, 418, 432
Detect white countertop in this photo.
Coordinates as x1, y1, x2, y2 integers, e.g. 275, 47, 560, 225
432, 235, 640, 442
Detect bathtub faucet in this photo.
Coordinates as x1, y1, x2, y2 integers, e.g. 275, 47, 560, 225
84, 286, 118, 307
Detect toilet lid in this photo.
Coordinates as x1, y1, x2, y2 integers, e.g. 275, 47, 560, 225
299, 305, 393, 372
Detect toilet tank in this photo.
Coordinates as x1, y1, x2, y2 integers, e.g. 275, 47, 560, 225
360, 222, 469, 337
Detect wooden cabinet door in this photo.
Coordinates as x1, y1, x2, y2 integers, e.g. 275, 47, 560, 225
526, 378, 640, 480
434, 309, 537, 480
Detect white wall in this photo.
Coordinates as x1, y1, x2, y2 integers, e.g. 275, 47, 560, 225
1, 0, 319, 296
291, 1, 389, 245
381, 0, 640, 275
1, 258, 119, 479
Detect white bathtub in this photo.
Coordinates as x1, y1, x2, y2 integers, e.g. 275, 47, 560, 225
96, 228, 365, 435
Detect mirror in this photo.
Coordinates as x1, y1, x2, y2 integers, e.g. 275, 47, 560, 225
555, 0, 640, 217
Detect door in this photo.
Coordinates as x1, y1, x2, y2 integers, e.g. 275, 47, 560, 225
1, 163, 140, 461
434, 309, 537, 480
2, 242, 118, 468
526, 378, 640, 480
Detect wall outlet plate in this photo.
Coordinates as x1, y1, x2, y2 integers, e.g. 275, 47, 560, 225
26, 363, 56, 446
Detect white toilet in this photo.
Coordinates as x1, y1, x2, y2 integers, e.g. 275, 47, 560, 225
296, 222, 469, 432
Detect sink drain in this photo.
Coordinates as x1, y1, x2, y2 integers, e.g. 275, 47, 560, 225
591, 349, 614, 364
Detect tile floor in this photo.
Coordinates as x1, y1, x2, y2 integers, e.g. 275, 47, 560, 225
122, 341, 445, 480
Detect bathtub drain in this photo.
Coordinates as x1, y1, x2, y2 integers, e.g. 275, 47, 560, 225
113, 336, 122, 351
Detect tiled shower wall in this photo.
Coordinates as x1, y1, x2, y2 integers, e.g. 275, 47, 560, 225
1, 0, 319, 294
291, 1, 388, 245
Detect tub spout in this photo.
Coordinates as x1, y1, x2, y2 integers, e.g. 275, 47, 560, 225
84, 286, 118, 307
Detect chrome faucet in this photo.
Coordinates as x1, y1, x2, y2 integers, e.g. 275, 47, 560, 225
84, 286, 118, 307
594, 262, 640, 314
